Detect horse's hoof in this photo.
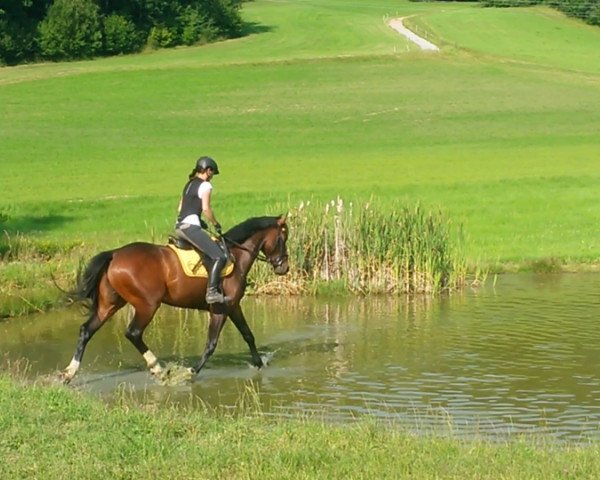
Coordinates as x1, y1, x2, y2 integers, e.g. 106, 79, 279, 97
260, 352, 274, 367
58, 372, 73, 385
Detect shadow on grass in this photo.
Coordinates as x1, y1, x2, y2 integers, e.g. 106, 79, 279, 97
0, 213, 75, 236
239, 21, 274, 37
0, 214, 76, 258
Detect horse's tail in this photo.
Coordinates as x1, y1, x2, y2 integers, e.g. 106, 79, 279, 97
68, 250, 114, 312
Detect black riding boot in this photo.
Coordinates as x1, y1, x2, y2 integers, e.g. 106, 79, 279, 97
206, 257, 229, 304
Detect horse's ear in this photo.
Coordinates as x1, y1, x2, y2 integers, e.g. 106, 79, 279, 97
277, 213, 288, 225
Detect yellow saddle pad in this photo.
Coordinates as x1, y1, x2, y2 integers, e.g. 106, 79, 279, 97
167, 244, 235, 278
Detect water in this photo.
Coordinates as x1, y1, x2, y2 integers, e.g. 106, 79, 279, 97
1, 273, 600, 441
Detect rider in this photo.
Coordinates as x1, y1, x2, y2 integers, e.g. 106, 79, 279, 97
175, 156, 229, 304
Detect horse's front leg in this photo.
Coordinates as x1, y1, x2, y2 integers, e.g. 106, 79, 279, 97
228, 304, 264, 369
192, 308, 228, 375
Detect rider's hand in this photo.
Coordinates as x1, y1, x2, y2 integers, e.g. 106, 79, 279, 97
215, 223, 223, 235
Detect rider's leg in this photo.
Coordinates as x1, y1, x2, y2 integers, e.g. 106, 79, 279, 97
205, 254, 229, 304
175, 223, 229, 304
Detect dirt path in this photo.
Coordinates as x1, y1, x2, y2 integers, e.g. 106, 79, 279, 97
388, 17, 439, 52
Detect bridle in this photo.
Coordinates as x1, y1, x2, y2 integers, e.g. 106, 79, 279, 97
222, 227, 288, 268
267, 232, 288, 269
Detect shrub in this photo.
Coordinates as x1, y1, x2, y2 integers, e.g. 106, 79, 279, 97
590, 3, 600, 25
481, 0, 542, 6
205, 0, 244, 37
38, 0, 102, 60
103, 13, 139, 55
0, 7, 37, 65
179, 6, 217, 45
147, 25, 177, 49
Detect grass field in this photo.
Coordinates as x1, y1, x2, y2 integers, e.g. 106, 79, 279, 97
2, 1, 600, 470
2, 373, 600, 479
2, 0, 600, 310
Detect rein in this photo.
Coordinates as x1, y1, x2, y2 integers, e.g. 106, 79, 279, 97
222, 231, 288, 267
222, 235, 269, 263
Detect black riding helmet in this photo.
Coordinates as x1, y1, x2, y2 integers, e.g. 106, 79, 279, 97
196, 156, 219, 175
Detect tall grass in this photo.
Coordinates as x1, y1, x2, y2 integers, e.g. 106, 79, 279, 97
0, 233, 83, 317
0, 200, 469, 317
252, 199, 469, 295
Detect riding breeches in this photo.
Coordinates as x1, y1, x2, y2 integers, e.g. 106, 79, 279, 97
175, 223, 227, 262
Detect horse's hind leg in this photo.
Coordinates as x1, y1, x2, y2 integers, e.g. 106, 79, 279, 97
62, 299, 124, 384
124, 302, 162, 376
192, 309, 228, 375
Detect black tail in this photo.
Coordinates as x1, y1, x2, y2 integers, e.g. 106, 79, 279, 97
69, 250, 114, 313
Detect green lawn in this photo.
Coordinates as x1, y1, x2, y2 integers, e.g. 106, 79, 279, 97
415, 6, 600, 74
1, 375, 600, 479
2, 1, 600, 467
2, 0, 600, 269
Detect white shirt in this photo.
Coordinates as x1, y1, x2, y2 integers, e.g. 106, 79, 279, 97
180, 181, 212, 226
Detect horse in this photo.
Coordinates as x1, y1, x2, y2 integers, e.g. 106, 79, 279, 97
61, 215, 289, 384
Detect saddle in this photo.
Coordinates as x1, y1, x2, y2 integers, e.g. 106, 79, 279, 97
168, 235, 195, 251
167, 236, 235, 278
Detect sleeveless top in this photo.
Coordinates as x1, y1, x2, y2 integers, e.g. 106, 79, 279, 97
177, 178, 212, 226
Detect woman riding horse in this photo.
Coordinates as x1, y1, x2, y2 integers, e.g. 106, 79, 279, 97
61, 214, 289, 384
175, 156, 229, 304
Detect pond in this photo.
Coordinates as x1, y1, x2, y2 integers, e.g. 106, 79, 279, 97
1, 273, 600, 442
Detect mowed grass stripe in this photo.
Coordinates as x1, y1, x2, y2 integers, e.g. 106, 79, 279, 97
415, 6, 600, 74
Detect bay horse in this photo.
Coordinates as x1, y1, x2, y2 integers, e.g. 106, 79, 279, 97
61, 215, 289, 383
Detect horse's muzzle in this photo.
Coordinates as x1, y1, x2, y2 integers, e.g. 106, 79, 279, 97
271, 255, 289, 275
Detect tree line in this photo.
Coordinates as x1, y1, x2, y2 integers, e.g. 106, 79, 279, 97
430, 0, 600, 26
0, 0, 245, 65
3, 1, 598, 67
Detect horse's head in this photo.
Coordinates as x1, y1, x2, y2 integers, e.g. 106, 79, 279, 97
260, 215, 289, 275
224, 214, 290, 275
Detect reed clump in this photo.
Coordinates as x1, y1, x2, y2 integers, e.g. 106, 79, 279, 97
251, 198, 469, 295
0, 232, 83, 317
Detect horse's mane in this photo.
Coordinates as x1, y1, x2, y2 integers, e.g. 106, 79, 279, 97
224, 216, 280, 244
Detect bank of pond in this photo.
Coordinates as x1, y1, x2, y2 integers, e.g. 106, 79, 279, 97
1, 373, 600, 478
2, 273, 600, 444
2, 203, 600, 466
1, 201, 475, 318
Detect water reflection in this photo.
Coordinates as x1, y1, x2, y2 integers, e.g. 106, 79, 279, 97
1, 273, 600, 441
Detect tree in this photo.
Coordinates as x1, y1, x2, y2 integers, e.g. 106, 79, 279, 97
103, 13, 140, 54
38, 0, 102, 60
0, 0, 50, 64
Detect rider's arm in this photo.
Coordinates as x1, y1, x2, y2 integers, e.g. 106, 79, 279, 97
200, 187, 220, 228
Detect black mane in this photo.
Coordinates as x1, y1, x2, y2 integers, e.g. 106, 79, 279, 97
224, 216, 280, 244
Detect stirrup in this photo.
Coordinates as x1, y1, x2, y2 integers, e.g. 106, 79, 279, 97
206, 289, 229, 304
